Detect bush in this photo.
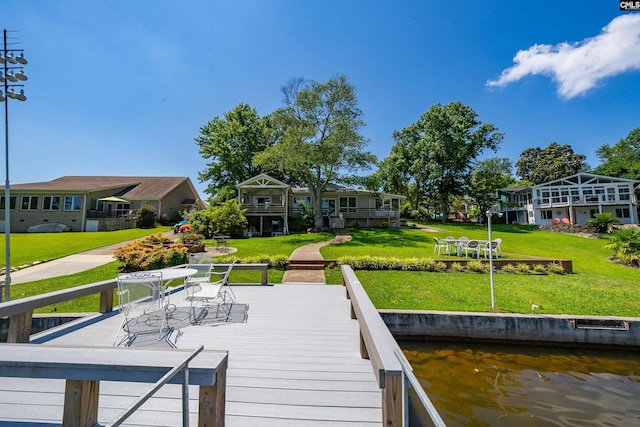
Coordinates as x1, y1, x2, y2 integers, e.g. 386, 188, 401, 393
586, 213, 619, 234
501, 263, 516, 273
113, 235, 189, 271
516, 263, 531, 274
434, 261, 447, 272
350, 220, 360, 229
604, 227, 640, 267
189, 199, 248, 238
450, 262, 465, 272
546, 263, 565, 274
532, 264, 547, 274
466, 261, 487, 273
136, 205, 157, 228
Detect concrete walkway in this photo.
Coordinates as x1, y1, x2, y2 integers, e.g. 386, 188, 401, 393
282, 232, 352, 284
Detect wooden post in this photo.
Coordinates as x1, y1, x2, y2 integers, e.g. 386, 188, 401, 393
261, 267, 268, 285
382, 374, 402, 427
99, 288, 114, 313
63, 379, 100, 427
198, 359, 227, 426
7, 310, 32, 343
359, 329, 368, 359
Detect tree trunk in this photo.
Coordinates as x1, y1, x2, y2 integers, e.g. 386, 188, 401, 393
310, 186, 324, 230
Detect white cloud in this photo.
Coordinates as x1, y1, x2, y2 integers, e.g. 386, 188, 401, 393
486, 14, 640, 99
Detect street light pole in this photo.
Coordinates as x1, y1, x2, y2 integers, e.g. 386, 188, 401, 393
1, 29, 27, 302
486, 210, 495, 309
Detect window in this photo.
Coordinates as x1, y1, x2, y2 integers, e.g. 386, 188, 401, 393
607, 187, 615, 202
616, 208, 630, 218
619, 186, 630, 201
322, 199, 336, 215
541, 210, 553, 220
339, 196, 357, 213
0, 196, 16, 210
254, 196, 271, 205
42, 196, 60, 211
64, 196, 81, 211
590, 209, 598, 218
21, 196, 38, 210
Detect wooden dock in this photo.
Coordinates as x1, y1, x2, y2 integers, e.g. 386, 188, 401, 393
0, 284, 382, 426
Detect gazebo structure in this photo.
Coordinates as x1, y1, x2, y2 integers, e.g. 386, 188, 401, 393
237, 174, 290, 236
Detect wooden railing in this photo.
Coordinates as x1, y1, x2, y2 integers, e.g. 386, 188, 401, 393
341, 265, 446, 426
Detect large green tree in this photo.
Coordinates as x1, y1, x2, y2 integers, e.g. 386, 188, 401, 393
390, 102, 503, 222
196, 103, 274, 202
592, 128, 640, 179
515, 142, 588, 184
254, 75, 375, 229
468, 157, 516, 217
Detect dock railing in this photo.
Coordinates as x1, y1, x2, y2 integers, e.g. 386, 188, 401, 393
341, 265, 446, 426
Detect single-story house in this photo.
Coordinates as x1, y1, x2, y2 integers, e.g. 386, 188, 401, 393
0, 176, 205, 232
498, 173, 639, 226
237, 173, 405, 236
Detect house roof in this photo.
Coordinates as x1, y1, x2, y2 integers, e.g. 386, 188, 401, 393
291, 186, 406, 199
9, 176, 198, 200
533, 172, 640, 188
237, 174, 289, 189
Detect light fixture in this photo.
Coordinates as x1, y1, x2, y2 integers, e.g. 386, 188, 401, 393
15, 53, 26, 64
1, 29, 27, 302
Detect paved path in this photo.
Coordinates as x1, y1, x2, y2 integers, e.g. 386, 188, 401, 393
282, 232, 352, 284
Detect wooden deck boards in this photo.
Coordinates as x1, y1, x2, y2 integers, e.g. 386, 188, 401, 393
0, 284, 382, 426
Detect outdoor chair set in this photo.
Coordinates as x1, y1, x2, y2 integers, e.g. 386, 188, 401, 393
113, 262, 238, 348
433, 236, 502, 259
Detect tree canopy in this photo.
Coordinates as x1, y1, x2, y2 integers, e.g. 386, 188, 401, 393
383, 102, 503, 222
515, 142, 588, 185
468, 157, 516, 217
254, 75, 375, 229
592, 128, 640, 180
195, 103, 274, 202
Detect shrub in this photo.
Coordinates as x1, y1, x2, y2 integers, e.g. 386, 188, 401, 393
546, 263, 565, 274
501, 263, 516, 273
586, 213, 619, 234
516, 263, 531, 274
434, 261, 447, 272
604, 227, 640, 267
136, 205, 157, 228
402, 258, 435, 271
350, 220, 360, 229
450, 262, 465, 272
113, 236, 189, 271
190, 199, 248, 238
532, 264, 547, 274
466, 261, 487, 273
378, 220, 389, 229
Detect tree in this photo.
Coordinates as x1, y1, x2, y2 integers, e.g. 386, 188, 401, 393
136, 205, 157, 228
189, 199, 248, 238
196, 103, 274, 202
468, 157, 516, 217
254, 75, 375, 229
515, 142, 588, 184
605, 227, 640, 267
392, 102, 503, 223
592, 128, 640, 180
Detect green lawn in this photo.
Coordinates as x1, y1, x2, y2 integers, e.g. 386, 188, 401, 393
0, 227, 171, 268
322, 224, 640, 317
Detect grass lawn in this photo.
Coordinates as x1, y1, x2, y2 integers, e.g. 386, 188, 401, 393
7, 232, 330, 313
0, 227, 171, 268
322, 224, 640, 317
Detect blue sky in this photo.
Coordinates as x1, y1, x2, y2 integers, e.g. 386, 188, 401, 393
3, 1, 640, 199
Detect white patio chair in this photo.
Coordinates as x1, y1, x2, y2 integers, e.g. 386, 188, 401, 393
445, 236, 456, 255
494, 238, 503, 256
185, 262, 213, 285
185, 262, 236, 324
433, 238, 448, 255
484, 241, 500, 259
464, 240, 481, 259
113, 271, 175, 347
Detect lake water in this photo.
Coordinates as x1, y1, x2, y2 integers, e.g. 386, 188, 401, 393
402, 340, 640, 426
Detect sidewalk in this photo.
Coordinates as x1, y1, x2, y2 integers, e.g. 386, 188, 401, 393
281, 232, 351, 284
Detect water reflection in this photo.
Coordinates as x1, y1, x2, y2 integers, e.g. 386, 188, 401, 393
402, 340, 640, 426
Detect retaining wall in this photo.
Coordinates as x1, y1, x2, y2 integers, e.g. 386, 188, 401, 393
381, 310, 640, 348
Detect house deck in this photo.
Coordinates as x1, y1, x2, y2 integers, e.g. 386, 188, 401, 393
0, 284, 382, 426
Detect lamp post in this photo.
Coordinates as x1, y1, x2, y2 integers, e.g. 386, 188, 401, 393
1, 29, 27, 302
486, 208, 502, 310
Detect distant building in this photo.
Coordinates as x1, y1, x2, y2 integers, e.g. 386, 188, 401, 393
237, 173, 405, 236
498, 173, 639, 225
0, 176, 205, 232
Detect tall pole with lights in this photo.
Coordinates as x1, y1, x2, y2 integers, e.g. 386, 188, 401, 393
1, 29, 27, 302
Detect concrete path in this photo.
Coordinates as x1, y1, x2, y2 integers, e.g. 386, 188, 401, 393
282, 232, 352, 284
